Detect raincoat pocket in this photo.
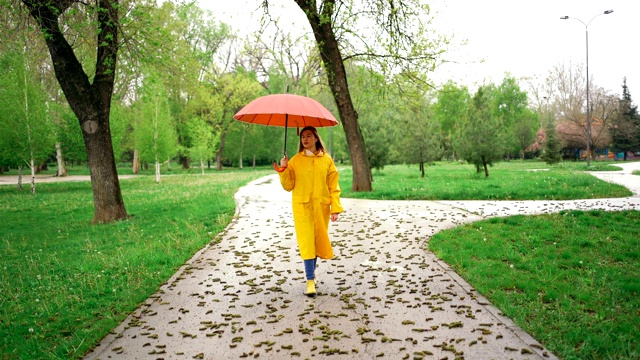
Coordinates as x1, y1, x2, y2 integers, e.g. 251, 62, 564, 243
292, 195, 310, 203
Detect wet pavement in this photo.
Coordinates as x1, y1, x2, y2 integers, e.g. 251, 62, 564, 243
84, 162, 640, 360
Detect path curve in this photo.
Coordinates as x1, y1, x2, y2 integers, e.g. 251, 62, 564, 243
84, 163, 640, 360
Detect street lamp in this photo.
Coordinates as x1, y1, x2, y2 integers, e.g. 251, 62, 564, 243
561, 10, 613, 168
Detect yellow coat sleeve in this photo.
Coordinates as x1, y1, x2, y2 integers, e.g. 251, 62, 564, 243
326, 157, 343, 214
279, 158, 295, 192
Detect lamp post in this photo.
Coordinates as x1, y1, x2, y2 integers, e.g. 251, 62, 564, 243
561, 10, 613, 168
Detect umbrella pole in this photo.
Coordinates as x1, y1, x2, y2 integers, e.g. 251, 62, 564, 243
283, 114, 288, 158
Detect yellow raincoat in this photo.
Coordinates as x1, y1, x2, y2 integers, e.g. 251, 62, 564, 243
279, 150, 343, 260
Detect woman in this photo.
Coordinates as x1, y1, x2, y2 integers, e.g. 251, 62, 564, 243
277, 126, 343, 297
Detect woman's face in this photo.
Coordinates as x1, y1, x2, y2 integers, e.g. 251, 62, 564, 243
300, 130, 317, 151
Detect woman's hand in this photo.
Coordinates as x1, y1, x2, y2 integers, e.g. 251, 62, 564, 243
331, 213, 339, 222
280, 156, 288, 168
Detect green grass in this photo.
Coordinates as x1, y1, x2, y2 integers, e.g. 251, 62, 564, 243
0, 169, 270, 359
633, 170, 640, 176
339, 161, 632, 200
429, 210, 640, 360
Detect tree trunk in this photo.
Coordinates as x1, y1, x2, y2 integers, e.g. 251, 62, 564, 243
24, 0, 127, 223
179, 155, 190, 169
155, 161, 160, 183
200, 159, 205, 175
239, 125, 246, 169
216, 129, 229, 171
483, 158, 490, 178
132, 149, 140, 174
253, 155, 256, 169
18, 166, 23, 190
30, 158, 36, 194
420, 162, 425, 178
55, 142, 68, 176
295, 0, 372, 191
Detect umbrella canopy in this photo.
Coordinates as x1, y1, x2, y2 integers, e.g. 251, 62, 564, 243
233, 94, 339, 128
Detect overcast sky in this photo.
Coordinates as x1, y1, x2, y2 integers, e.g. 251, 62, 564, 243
204, 0, 638, 99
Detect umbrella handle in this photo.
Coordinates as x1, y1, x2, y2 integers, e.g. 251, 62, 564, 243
273, 162, 287, 172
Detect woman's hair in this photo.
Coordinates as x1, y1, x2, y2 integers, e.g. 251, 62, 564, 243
298, 126, 327, 153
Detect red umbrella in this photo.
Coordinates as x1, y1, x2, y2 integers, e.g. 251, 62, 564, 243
233, 94, 339, 170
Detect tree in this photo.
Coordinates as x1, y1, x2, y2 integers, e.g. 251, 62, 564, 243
493, 75, 529, 160
513, 109, 538, 161
170, 2, 234, 169
134, 71, 177, 183
19, 0, 127, 223
185, 116, 218, 174
433, 82, 470, 160
610, 78, 640, 160
542, 62, 617, 162
397, 105, 443, 177
540, 125, 562, 165
455, 85, 505, 178
290, 0, 447, 191
0, 48, 54, 193
210, 69, 262, 170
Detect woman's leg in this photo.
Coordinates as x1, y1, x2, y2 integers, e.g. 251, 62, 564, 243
304, 259, 315, 280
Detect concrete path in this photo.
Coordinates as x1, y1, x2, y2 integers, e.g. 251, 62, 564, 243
0, 174, 138, 185
84, 163, 640, 360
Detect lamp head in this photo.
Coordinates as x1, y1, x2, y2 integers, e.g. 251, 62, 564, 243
560, 16, 569, 20
604, 10, 613, 14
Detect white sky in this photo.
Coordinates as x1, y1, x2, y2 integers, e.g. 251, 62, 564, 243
202, 0, 639, 99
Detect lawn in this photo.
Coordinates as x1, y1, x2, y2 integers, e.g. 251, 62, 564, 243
339, 161, 632, 200
429, 210, 640, 360
0, 169, 270, 359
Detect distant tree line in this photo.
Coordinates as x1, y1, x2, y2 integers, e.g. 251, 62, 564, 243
1, 0, 638, 219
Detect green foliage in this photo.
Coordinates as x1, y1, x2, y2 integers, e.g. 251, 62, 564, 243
454, 85, 506, 176
433, 82, 471, 159
109, 102, 134, 162
133, 71, 178, 165
494, 75, 530, 157
339, 162, 632, 200
541, 125, 562, 165
394, 99, 443, 176
222, 123, 286, 168
0, 49, 54, 169
56, 108, 87, 164
610, 79, 640, 155
0, 171, 270, 359
430, 210, 640, 360
185, 115, 218, 170
347, 64, 392, 170
513, 108, 538, 159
